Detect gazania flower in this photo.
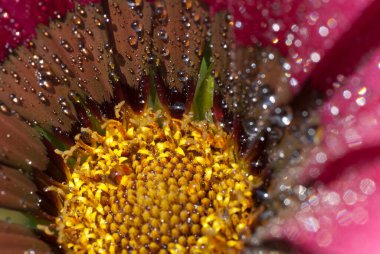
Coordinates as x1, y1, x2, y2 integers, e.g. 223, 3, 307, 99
0, 0, 378, 254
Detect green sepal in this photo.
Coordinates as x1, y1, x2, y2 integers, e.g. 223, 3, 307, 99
69, 93, 105, 135
191, 57, 214, 121
35, 126, 68, 152
87, 109, 105, 136
0, 208, 49, 229
148, 67, 163, 111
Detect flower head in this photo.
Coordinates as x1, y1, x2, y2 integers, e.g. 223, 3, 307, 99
0, 0, 379, 254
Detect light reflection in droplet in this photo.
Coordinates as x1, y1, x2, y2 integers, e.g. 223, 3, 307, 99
272, 23, 280, 32
352, 206, 369, 225
318, 26, 329, 37
316, 152, 327, 164
303, 216, 320, 232
330, 106, 339, 116
235, 20, 242, 29
358, 86, 367, 95
316, 230, 333, 247
343, 90, 352, 99
290, 77, 299, 87
356, 97, 366, 106
308, 194, 320, 206
311, 52, 321, 63
360, 178, 376, 195
327, 18, 337, 28
336, 209, 352, 226
323, 191, 340, 206
343, 189, 358, 206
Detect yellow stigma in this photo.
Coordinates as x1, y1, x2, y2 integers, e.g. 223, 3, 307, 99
56, 103, 260, 254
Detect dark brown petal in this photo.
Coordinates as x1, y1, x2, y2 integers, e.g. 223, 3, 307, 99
232, 46, 291, 116
0, 221, 51, 254
208, 11, 235, 129
210, 11, 234, 93
152, 0, 208, 117
33, 4, 114, 104
211, 12, 291, 113
0, 165, 41, 213
0, 3, 114, 132
253, 48, 291, 106
0, 114, 48, 170
210, 11, 293, 156
0, 47, 77, 131
231, 47, 293, 155
106, 0, 153, 112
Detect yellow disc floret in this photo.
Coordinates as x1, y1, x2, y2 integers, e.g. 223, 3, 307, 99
56, 103, 259, 254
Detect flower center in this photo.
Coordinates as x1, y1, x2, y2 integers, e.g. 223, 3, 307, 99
56, 103, 259, 253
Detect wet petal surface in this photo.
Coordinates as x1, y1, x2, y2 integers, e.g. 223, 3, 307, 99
205, 0, 380, 93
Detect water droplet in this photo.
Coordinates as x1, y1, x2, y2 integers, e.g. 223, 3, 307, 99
271, 107, 293, 127
154, 4, 168, 24
177, 70, 189, 82
72, 15, 84, 28
272, 23, 280, 32
38, 92, 49, 105
9, 94, 22, 105
343, 189, 358, 206
303, 216, 320, 232
310, 52, 321, 63
161, 47, 170, 58
128, 36, 138, 47
356, 97, 366, 106
182, 0, 192, 10
318, 26, 329, 37
182, 54, 191, 66
242, 118, 259, 136
169, 102, 186, 117
360, 178, 376, 195
131, 20, 143, 34
157, 29, 168, 42
60, 39, 73, 52
128, 0, 143, 8
93, 17, 104, 29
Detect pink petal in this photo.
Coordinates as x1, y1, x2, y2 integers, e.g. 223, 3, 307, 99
300, 46, 380, 184
0, 0, 99, 60
203, 5, 380, 252
269, 33, 380, 254
264, 156, 380, 253
205, 0, 380, 93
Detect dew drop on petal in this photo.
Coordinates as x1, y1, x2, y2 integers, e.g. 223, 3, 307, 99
343, 90, 352, 99
318, 26, 329, 37
359, 178, 376, 195
336, 209, 353, 226
330, 106, 339, 116
302, 216, 320, 232
342, 189, 357, 206
322, 191, 341, 206
356, 97, 366, 106
316, 230, 333, 247
310, 52, 321, 63
315, 151, 327, 164
352, 206, 369, 225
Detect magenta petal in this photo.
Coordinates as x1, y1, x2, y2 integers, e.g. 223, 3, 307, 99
300, 47, 380, 184
202, 0, 227, 13
0, 0, 100, 60
205, 0, 380, 92
268, 41, 380, 253
266, 158, 380, 253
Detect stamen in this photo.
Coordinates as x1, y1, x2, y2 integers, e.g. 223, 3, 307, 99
55, 105, 261, 253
